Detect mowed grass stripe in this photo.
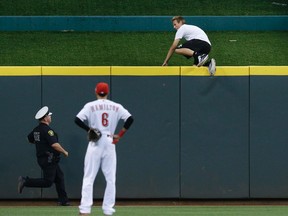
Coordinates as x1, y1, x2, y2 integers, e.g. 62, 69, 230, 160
0, 31, 287, 66
1, 206, 288, 216
1, 0, 287, 15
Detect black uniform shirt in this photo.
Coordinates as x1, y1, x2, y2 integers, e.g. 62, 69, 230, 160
27, 123, 60, 158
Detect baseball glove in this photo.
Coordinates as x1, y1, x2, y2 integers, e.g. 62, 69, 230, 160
88, 128, 102, 142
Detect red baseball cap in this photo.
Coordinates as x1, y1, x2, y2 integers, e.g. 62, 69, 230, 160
95, 82, 109, 95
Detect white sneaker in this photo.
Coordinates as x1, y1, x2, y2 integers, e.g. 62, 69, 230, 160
197, 54, 209, 67
209, 58, 216, 76
103, 208, 116, 215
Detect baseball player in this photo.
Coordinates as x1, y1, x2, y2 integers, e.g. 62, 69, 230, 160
18, 106, 70, 206
75, 82, 134, 216
162, 16, 216, 75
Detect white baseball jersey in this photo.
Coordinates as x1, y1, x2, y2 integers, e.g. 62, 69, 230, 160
175, 24, 211, 45
76, 99, 131, 135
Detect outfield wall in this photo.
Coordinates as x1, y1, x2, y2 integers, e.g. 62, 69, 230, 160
1, 66, 288, 200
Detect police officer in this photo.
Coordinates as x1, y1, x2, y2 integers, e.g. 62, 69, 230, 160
18, 106, 70, 206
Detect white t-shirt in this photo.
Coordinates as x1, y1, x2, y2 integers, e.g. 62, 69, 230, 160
76, 99, 131, 135
175, 24, 211, 45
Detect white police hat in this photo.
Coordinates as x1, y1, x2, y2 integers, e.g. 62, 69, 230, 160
35, 106, 52, 120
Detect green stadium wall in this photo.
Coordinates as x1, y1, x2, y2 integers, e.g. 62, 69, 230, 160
0, 16, 287, 31
1, 66, 288, 200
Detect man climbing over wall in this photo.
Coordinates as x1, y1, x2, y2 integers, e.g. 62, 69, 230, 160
162, 16, 216, 76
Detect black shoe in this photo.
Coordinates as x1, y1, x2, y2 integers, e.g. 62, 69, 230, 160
57, 202, 71, 206
18, 176, 26, 194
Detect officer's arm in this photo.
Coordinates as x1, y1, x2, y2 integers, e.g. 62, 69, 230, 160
51, 143, 68, 157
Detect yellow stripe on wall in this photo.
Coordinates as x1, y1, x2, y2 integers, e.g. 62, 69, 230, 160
112, 66, 180, 76
0, 66, 287, 76
42, 66, 111, 76
181, 66, 249, 76
0, 66, 41, 76
250, 66, 288, 75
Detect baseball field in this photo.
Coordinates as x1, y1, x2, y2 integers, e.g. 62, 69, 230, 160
1, 201, 288, 216
1, 0, 288, 214
0, 206, 288, 216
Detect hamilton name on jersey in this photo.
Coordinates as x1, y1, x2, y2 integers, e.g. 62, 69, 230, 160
90, 103, 120, 112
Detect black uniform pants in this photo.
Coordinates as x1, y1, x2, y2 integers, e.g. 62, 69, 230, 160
24, 157, 68, 203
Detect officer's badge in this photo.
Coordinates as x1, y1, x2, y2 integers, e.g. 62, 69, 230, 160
48, 130, 54, 136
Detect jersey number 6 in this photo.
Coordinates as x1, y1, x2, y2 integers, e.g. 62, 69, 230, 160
102, 113, 109, 127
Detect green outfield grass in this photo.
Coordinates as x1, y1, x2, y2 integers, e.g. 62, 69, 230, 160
1, 0, 287, 15
1, 205, 288, 216
0, 31, 287, 66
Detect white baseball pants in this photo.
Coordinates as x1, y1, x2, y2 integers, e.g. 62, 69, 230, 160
79, 136, 116, 215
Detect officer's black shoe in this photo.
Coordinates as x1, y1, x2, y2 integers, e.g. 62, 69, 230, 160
57, 202, 71, 206
18, 176, 26, 194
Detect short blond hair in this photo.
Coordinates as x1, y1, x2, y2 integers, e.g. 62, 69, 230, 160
172, 16, 186, 24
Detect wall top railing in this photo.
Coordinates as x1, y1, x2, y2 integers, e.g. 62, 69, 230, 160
0, 16, 287, 31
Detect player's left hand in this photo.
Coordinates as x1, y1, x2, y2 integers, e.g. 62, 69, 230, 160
88, 128, 102, 142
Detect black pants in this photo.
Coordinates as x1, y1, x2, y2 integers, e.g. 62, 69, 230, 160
176, 39, 211, 65
24, 157, 68, 203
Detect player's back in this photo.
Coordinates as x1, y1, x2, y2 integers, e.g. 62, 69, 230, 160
86, 99, 124, 135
